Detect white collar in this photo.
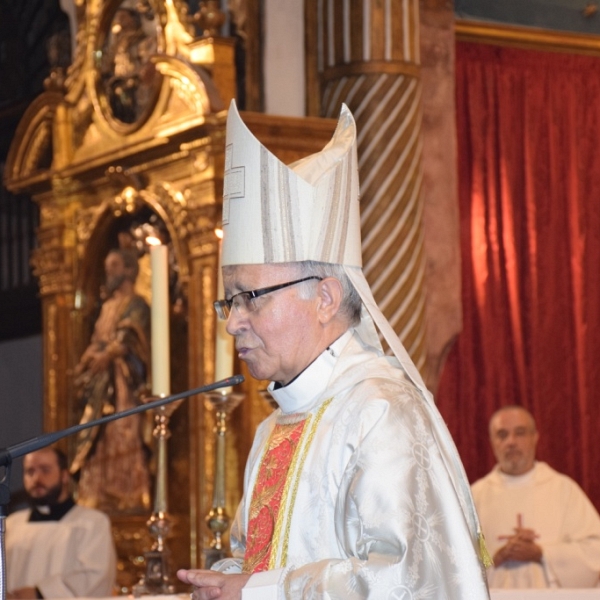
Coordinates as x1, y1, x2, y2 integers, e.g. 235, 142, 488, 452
494, 462, 539, 487
268, 330, 352, 414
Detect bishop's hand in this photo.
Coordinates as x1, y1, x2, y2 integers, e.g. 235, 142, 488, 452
177, 568, 250, 600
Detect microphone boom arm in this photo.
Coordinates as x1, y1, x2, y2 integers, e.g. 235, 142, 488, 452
0, 374, 244, 468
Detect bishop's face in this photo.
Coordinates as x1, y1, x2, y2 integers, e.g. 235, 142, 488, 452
223, 264, 324, 385
489, 408, 539, 476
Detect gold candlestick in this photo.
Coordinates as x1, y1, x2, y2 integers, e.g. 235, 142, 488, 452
203, 390, 244, 568
133, 400, 182, 596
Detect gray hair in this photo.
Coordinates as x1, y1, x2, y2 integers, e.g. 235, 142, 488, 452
292, 260, 362, 326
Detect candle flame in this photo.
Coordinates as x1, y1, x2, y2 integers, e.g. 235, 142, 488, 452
146, 236, 162, 246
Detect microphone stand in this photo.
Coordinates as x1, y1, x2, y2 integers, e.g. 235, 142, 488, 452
0, 374, 244, 600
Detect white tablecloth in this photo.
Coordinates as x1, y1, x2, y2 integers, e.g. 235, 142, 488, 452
54, 591, 600, 600
126, 590, 600, 600
110, 590, 600, 600
491, 590, 600, 599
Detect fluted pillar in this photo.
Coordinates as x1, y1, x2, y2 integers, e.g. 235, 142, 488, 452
307, 0, 427, 374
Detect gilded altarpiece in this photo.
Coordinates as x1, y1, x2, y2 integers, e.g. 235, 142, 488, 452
3, 0, 236, 589
4, 0, 338, 591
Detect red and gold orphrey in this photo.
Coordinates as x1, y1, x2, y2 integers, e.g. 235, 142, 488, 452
243, 419, 307, 573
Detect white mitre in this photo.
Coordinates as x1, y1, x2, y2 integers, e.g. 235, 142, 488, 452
220, 100, 488, 562
222, 100, 362, 267
222, 100, 427, 394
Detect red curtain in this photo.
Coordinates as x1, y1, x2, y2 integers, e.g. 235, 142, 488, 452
437, 41, 600, 509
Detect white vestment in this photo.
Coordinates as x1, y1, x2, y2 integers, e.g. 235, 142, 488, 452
6, 504, 117, 597
214, 330, 490, 599
471, 462, 600, 588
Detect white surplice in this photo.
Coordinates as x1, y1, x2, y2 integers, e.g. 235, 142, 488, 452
6, 504, 117, 597
213, 329, 490, 599
472, 462, 600, 589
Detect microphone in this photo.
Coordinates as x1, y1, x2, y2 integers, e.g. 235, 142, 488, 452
0, 374, 244, 468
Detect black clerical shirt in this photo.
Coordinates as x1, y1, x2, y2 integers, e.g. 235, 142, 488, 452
28, 497, 75, 522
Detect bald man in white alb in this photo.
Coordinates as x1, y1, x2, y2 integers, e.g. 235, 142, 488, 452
472, 406, 600, 588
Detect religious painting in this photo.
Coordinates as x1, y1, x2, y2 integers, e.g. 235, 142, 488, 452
95, 0, 162, 126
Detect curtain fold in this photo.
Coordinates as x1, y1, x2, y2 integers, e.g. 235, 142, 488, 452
437, 41, 600, 508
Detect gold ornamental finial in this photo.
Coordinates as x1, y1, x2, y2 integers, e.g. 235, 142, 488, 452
192, 0, 226, 37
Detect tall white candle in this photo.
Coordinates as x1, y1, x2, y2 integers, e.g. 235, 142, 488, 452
215, 236, 234, 384
150, 243, 170, 397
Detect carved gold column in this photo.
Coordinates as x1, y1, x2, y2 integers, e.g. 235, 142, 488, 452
32, 177, 83, 439
306, 0, 428, 375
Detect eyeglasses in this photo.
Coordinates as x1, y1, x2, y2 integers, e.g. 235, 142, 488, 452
213, 276, 323, 320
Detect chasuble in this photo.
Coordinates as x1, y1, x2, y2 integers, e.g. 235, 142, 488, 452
472, 461, 600, 588
213, 329, 490, 599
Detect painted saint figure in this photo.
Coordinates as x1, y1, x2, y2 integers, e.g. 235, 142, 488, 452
70, 248, 152, 512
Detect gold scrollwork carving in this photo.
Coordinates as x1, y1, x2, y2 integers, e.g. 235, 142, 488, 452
137, 181, 215, 246
40, 204, 65, 227
32, 244, 74, 297
27, 121, 53, 174
112, 185, 145, 217
193, 149, 210, 173
51, 175, 85, 200
152, 55, 217, 116
47, 302, 58, 428
75, 205, 104, 245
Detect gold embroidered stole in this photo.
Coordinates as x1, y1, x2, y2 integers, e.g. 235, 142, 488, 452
243, 398, 333, 574
243, 419, 307, 573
